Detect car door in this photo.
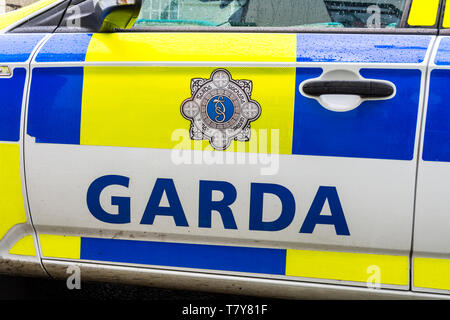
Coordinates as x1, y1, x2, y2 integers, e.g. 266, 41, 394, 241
0, 32, 48, 276
413, 0, 450, 295
23, 0, 439, 294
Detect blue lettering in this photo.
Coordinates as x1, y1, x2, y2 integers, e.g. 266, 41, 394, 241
86, 175, 130, 224
300, 186, 350, 236
199, 180, 237, 229
87, 175, 349, 237
249, 183, 295, 231
140, 178, 189, 227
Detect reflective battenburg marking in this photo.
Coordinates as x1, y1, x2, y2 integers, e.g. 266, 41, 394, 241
28, 33, 427, 160
293, 68, 421, 160
9, 235, 36, 256
414, 257, 450, 291
181, 69, 261, 151
27, 66, 295, 154
27, 67, 84, 144
0, 34, 44, 63
0, 68, 25, 142
434, 38, 450, 66
296, 34, 431, 64
423, 69, 450, 162
0, 36, 39, 242
84, 33, 297, 63
39, 235, 409, 286
34, 34, 92, 63
0, 144, 27, 240
81, 237, 286, 275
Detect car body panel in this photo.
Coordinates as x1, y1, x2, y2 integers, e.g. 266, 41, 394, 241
21, 31, 432, 292
413, 36, 450, 295
0, 33, 49, 278
0, 0, 449, 299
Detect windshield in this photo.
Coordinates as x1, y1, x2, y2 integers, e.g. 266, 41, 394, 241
134, 0, 407, 28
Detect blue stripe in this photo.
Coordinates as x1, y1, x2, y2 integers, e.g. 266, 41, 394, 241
292, 68, 421, 160
35, 34, 92, 63
423, 69, 450, 162
0, 34, 44, 63
0, 68, 26, 142
434, 38, 450, 66
80, 237, 286, 275
27, 67, 83, 144
297, 34, 431, 64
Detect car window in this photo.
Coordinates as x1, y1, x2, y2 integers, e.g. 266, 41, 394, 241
134, 0, 407, 29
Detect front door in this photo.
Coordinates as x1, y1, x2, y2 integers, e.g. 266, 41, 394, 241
24, 0, 438, 291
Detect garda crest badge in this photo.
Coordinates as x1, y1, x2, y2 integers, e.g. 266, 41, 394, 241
181, 69, 261, 151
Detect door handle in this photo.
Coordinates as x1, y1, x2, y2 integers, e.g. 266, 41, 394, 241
0, 66, 11, 77
300, 72, 396, 112
302, 80, 395, 99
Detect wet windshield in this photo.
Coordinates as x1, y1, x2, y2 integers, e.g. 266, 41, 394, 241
134, 0, 406, 28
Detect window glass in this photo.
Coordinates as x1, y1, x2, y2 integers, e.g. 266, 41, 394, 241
1, 0, 44, 13
134, 0, 407, 28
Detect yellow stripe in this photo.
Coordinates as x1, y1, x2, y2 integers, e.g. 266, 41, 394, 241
286, 249, 409, 286
408, 0, 439, 26
39, 234, 81, 259
414, 257, 450, 291
80, 67, 295, 154
86, 33, 297, 62
9, 235, 36, 256
443, 2, 450, 28
0, 144, 27, 240
82, 34, 296, 153
0, 0, 59, 30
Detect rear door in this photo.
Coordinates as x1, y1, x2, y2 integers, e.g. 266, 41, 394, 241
413, 0, 450, 295
25, 0, 438, 291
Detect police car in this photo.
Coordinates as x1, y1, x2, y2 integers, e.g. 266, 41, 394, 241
0, 0, 449, 300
